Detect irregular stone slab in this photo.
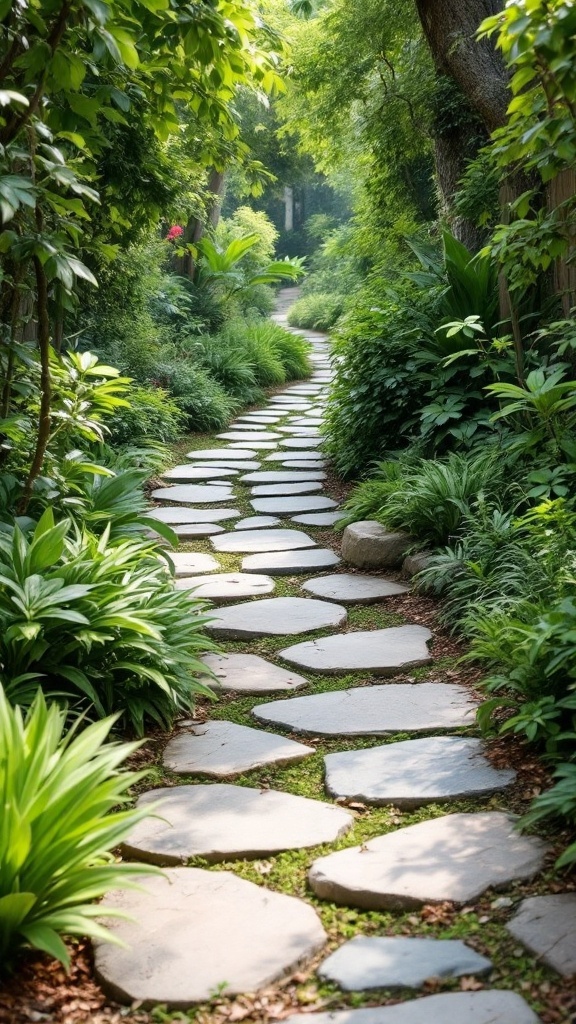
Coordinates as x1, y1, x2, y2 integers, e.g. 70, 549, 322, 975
324, 737, 516, 808
253, 683, 477, 736
241, 471, 326, 483
212, 528, 316, 553
267, 449, 325, 462
167, 552, 220, 576
283, 991, 540, 1024
146, 506, 240, 524
217, 431, 282, 442
229, 440, 278, 450
229, 421, 283, 431
403, 551, 434, 577
95, 868, 327, 1008
234, 515, 281, 530
506, 893, 576, 977
169, 523, 225, 539
308, 812, 550, 909
342, 522, 414, 569
292, 418, 325, 425
161, 465, 239, 481
279, 426, 321, 435
123, 784, 353, 865
200, 652, 309, 694
186, 448, 257, 460
189, 460, 261, 471
303, 573, 409, 605
251, 497, 337, 516
283, 460, 327, 470
292, 512, 342, 526
251, 482, 324, 497
279, 626, 432, 676
280, 438, 323, 449
243, 548, 340, 576
317, 935, 492, 990
206, 596, 347, 639
163, 720, 314, 777
236, 413, 283, 423
174, 572, 275, 602
151, 484, 233, 504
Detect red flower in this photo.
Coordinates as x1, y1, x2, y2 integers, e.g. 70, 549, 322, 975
166, 225, 184, 242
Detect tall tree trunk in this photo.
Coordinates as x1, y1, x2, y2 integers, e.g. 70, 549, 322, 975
175, 168, 226, 279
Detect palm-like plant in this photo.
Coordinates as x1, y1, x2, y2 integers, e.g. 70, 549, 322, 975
196, 234, 305, 297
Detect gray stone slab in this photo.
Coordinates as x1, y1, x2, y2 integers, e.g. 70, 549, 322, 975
189, 460, 261, 471
283, 460, 327, 470
279, 626, 431, 675
234, 515, 281, 530
240, 471, 327, 483
253, 684, 477, 736
324, 737, 516, 808
217, 431, 282, 442
145, 506, 240, 524
292, 418, 325, 425
163, 720, 314, 777
229, 421, 282, 430
123, 784, 353, 865
229, 440, 278, 450
169, 523, 225, 538
308, 812, 550, 910
186, 448, 257, 460
151, 484, 234, 504
212, 529, 317, 553
242, 548, 340, 576
200, 652, 309, 694
251, 497, 337, 516
279, 426, 321, 435
292, 512, 342, 526
174, 572, 275, 602
317, 935, 492, 990
303, 573, 409, 604
95, 868, 327, 1008
282, 992, 540, 1024
161, 465, 239, 482
506, 894, 576, 977
342, 522, 413, 569
167, 552, 220, 576
267, 450, 325, 462
251, 482, 324, 497
236, 414, 283, 423
205, 596, 347, 639
280, 438, 323, 449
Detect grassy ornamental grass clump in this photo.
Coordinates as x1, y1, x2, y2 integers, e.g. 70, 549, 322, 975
287, 292, 346, 332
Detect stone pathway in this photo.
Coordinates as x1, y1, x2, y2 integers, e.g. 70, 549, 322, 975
94, 290, 572, 1022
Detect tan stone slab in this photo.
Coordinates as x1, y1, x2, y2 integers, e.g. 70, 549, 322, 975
163, 720, 314, 777
200, 652, 309, 694
506, 894, 576, 977
174, 572, 274, 602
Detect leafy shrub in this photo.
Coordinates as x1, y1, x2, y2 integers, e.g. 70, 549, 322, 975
248, 321, 312, 381
153, 361, 234, 432
337, 462, 405, 527
195, 334, 263, 407
288, 292, 346, 331
0, 689, 154, 971
0, 511, 216, 735
108, 385, 185, 445
522, 757, 576, 868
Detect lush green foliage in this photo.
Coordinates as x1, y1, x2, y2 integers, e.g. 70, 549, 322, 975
108, 386, 185, 446
287, 292, 346, 331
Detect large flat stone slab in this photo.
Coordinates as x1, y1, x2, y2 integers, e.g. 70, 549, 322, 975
189, 460, 261, 471
317, 935, 492, 990
251, 497, 337, 516
167, 523, 225, 539
308, 812, 550, 909
267, 450, 326, 462
279, 626, 432, 675
174, 572, 275, 602
253, 684, 477, 736
506, 894, 576, 977
241, 471, 326, 483
251, 481, 324, 496
123, 784, 353, 864
242, 548, 340, 576
151, 484, 233, 504
303, 573, 409, 604
324, 737, 516, 808
283, 991, 540, 1024
163, 720, 314, 777
161, 465, 239, 481
167, 552, 220, 576
95, 868, 326, 1008
186, 448, 258, 460
199, 653, 309, 694
217, 431, 282, 442
292, 512, 341, 526
280, 438, 323, 448
234, 515, 281, 530
283, 460, 327, 470
229, 440, 278, 450
212, 528, 316, 553
205, 596, 347, 639
146, 506, 240, 524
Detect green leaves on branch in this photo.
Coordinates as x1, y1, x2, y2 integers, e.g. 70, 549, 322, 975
196, 233, 305, 297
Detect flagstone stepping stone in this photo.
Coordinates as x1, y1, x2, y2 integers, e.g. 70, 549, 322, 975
317, 935, 492, 990
293, 418, 324, 425
174, 572, 275, 602
123, 784, 353, 865
283, 460, 327, 470
267, 449, 326, 461
292, 512, 341, 526
303, 573, 409, 604
269, 404, 312, 412
161, 465, 239, 482
217, 431, 282, 442
186, 448, 257, 460
234, 515, 281, 530
229, 421, 283, 431
206, 596, 347, 639
251, 482, 324, 497
282, 991, 540, 1024
243, 548, 340, 576
163, 721, 314, 777
146, 506, 240, 524
279, 625, 432, 675
253, 683, 476, 736
199, 652, 309, 694
324, 736, 516, 808
279, 426, 321, 435
280, 438, 323, 449
169, 523, 226, 538
151, 484, 234, 504
229, 440, 278, 450
308, 812, 550, 910
167, 552, 220, 576
94, 868, 327, 1008
241, 471, 327, 483
189, 460, 261, 471
237, 413, 283, 422
271, 395, 313, 404
212, 529, 317, 553
251, 497, 337, 516
506, 893, 576, 977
